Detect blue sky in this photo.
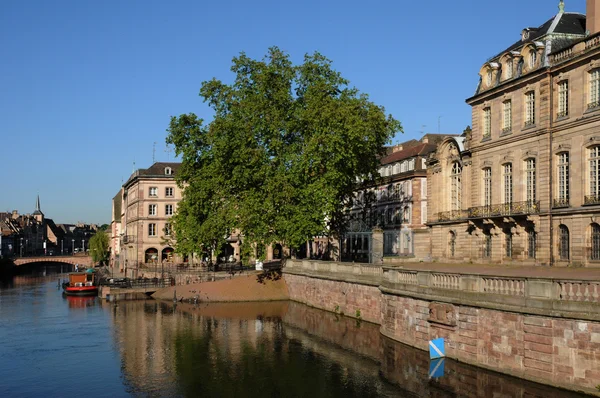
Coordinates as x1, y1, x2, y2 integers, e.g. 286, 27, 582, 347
0, 0, 586, 224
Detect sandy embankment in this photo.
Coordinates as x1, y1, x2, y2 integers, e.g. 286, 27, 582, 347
151, 271, 289, 302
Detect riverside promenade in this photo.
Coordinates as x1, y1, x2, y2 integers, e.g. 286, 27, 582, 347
283, 259, 600, 396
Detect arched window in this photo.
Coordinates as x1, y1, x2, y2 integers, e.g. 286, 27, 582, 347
591, 223, 600, 260
451, 162, 462, 211
448, 231, 456, 257
559, 225, 570, 261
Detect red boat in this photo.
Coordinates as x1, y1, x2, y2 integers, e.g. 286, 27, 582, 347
62, 272, 98, 296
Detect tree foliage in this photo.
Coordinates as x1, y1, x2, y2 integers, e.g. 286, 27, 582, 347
89, 230, 109, 264
166, 47, 401, 259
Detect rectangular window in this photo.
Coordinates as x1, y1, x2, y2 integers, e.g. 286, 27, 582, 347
504, 163, 513, 204
505, 232, 512, 258
483, 168, 492, 206
525, 91, 535, 127
165, 187, 174, 197
528, 230, 536, 259
149, 187, 158, 197
502, 100, 512, 132
403, 206, 411, 223
148, 223, 156, 237
165, 204, 173, 216
557, 152, 569, 206
164, 223, 171, 236
590, 69, 600, 109
506, 61, 513, 79
484, 233, 492, 258
483, 107, 491, 138
558, 80, 569, 117
526, 158, 536, 203
590, 147, 600, 203
148, 204, 157, 216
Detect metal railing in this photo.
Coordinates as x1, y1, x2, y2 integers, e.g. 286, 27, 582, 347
435, 201, 540, 222
584, 195, 600, 206
99, 277, 174, 289
553, 198, 570, 208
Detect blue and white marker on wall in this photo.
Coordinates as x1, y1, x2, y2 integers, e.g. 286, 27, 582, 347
428, 358, 445, 379
429, 338, 445, 359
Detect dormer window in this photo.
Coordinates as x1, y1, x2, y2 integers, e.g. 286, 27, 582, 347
486, 70, 493, 86
506, 60, 513, 79
165, 167, 172, 175
529, 50, 537, 69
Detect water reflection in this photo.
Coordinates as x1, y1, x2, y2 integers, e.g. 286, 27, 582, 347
111, 300, 589, 398
64, 295, 99, 309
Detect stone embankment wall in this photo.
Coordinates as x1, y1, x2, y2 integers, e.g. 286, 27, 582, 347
284, 259, 600, 395
284, 261, 383, 324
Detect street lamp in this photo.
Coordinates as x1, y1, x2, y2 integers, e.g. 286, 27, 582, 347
20, 238, 23, 257
82, 239, 85, 252
72, 239, 75, 255
61, 240, 63, 255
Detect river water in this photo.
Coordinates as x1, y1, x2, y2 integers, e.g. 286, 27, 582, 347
0, 268, 592, 397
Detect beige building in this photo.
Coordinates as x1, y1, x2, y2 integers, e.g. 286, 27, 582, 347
428, 0, 600, 266
120, 162, 188, 277
344, 134, 450, 262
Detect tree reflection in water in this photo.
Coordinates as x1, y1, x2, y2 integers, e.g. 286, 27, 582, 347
110, 301, 589, 398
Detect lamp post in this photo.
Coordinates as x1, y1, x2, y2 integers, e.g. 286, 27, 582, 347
72, 239, 74, 255
25, 239, 28, 256
61, 240, 63, 255
20, 238, 23, 257
82, 239, 85, 252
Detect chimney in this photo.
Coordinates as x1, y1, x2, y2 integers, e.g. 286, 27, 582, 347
589, 0, 600, 35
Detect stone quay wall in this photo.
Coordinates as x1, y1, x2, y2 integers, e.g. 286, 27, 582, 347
283, 259, 600, 395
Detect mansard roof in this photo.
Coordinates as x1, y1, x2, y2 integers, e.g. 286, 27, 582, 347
487, 12, 586, 63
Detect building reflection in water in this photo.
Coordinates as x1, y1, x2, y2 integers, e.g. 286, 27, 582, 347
108, 300, 588, 398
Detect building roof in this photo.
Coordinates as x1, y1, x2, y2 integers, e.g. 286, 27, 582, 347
487, 12, 586, 62
123, 162, 181, 188
380, 143, 437, 165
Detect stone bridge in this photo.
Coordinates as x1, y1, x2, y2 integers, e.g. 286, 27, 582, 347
13, 255, 92, 267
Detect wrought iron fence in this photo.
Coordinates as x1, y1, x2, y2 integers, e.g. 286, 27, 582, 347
553, 198, 570, 208
585, 195, 600, 206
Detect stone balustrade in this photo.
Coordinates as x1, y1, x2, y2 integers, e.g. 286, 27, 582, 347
384, 267, 600, 303
285, 259, 600, 321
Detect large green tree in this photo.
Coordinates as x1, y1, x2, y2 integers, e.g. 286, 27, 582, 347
167, 47, 401, 260
89, 230, 109, 264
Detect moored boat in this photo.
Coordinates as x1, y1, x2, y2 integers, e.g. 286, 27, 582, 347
62, 271, 98, 296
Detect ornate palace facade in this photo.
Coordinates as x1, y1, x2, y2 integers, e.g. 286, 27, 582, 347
429, 1, 600, 266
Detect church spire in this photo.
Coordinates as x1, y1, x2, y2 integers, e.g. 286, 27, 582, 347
35, 195, 41, 213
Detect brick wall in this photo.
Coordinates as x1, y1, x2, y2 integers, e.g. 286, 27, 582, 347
285, 273, 382, 324
380, 293, 600, 392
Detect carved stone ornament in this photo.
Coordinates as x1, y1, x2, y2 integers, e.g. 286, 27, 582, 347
428, 302, 457, 327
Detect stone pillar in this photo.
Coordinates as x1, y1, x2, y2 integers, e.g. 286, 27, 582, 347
372, 227, 383, 264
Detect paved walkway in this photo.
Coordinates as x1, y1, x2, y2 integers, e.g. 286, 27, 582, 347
395, 262, 600, 280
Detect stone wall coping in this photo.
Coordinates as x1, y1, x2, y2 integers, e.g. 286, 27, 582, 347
285, 259, 600, 320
